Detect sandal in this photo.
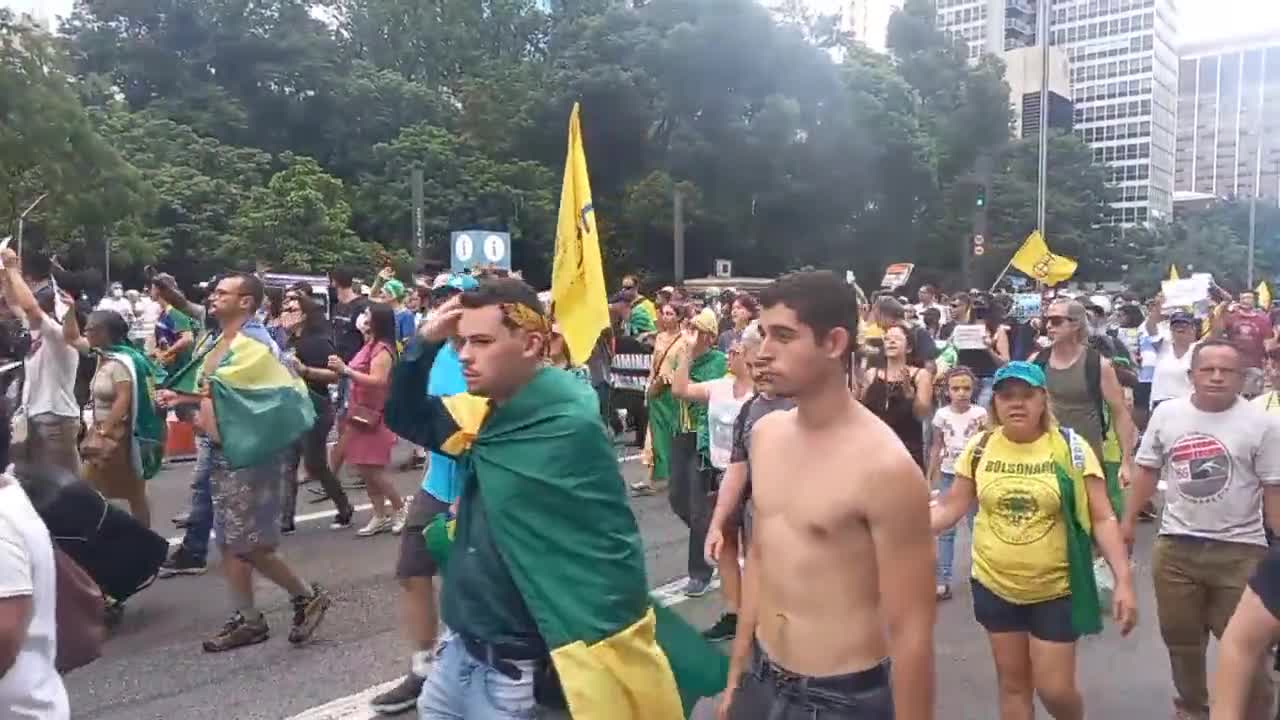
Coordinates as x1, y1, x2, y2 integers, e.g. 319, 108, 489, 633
935, 584, 953, 601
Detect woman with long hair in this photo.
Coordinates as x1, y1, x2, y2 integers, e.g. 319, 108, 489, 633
280, 290, 354, 533
638, 302, 685, 495
716, 293, 758, 352
931, 361, 1137, 720
66, 308, 164, 528
860, 323, 933, 468
328, 303, 404, 536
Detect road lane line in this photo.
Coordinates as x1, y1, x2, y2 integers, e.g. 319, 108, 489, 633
164, 452, 644, 546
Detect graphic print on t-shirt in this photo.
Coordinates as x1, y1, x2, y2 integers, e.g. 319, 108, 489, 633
1168, 433, 1232, 502
978, 462, 1059, 546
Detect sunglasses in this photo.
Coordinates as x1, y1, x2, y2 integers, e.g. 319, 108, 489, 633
1044, 316, 1073, 326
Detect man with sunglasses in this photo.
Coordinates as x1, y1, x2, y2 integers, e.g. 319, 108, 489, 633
1033, 299, 1137, 496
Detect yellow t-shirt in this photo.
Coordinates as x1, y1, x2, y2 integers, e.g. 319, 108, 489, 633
955, 428, 1102, 605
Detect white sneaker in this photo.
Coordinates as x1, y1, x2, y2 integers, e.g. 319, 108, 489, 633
390, 507, 408, 535
356, 516, 391, 537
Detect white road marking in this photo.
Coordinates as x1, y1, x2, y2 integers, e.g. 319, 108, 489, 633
164, 452, 644, 545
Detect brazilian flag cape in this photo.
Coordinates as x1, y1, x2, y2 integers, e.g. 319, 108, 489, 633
1049, 426, 1104, 637
445, 366, 727, 719
165, 323, 315, 469
104, 345, 166, 480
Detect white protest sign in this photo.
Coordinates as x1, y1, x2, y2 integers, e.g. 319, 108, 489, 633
950, 324, 988, 351
1161, 276, 1210, 310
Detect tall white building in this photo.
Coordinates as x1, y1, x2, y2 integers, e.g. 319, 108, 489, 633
1175, 34, 1280, 202
937, 0, 1178, 225
847, 0, 901, 53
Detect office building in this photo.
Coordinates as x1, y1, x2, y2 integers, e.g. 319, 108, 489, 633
847, 0, 901, 53
1005, 45, 1074, 136
936, 0, 1179, 225
1175, 34, 1280, 202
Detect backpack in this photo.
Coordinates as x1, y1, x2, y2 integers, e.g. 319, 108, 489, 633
1032, 347, 1109, 437
967, 426, 1080, 479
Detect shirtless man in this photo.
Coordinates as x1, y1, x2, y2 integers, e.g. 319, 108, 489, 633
723, 270, 935, 720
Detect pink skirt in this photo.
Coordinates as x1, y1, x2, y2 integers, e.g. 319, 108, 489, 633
338, 415, 396, 467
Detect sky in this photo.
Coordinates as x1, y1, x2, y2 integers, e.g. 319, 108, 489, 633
4, 0, 1280, 46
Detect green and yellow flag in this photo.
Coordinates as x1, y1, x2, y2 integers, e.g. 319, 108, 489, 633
550, 103, 610, 365
1169, 264, 1180, 281
167, 325, 315, 469
1011, 230, 1077, 287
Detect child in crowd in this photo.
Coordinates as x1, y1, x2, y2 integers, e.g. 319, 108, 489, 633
927, 366, 989, 600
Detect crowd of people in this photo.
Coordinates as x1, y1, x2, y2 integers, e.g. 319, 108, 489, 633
5, 247, 1280, 719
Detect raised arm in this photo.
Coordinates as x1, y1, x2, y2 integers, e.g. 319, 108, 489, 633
670, 331, 712, 404
0, 248, 44, 325
61, 295, 89, 354
151, 273, 205, 321
868, 453, 936, 720
383, 298, 486, 457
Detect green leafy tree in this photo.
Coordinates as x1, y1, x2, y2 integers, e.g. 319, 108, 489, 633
229, 156, 373, 272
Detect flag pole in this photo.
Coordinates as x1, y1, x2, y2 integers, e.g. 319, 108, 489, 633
989, 254, 1017, 292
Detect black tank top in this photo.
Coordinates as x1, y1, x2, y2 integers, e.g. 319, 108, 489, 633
864, 369, 924, 469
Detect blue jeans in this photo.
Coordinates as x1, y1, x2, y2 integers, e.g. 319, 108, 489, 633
935, 472, 975, 585
417, 632, 540, 720
179, 436, 216, 562
975, 376, 995, 408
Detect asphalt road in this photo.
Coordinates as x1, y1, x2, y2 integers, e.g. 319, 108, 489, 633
65, 442, 1196, 720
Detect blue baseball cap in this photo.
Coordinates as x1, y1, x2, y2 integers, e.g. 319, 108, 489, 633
992, 361, 1047, 390
432, 273, 479, 293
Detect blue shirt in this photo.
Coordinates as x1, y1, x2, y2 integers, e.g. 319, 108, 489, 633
423, 343, 467, 502
395, 310, 417, 346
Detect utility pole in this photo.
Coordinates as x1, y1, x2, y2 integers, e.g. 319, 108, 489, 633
1248, 192, 1257, 288
673, 187, 685, 282
411, 168, 425, 265
1036, 0, 1050, 236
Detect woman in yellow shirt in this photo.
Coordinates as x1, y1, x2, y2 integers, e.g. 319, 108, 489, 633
931, 361, 1137, 720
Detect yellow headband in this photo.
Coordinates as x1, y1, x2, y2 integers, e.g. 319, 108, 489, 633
502, 302, 551, 336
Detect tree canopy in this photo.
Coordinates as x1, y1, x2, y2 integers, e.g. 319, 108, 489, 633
0, 0, 1261, 291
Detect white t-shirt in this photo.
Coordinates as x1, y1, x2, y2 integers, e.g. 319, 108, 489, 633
705, 378, 752, 470
0, 482, 69, 720
931, 404, 989, 474
23, 313, 80, 419
1149, 335, 1196, 406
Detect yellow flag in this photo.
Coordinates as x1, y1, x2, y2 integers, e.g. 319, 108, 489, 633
1169, 264, 1180, 280
1010, 231, 1078, 286
1258, 281, 1272, 309
550, 103, 609, 365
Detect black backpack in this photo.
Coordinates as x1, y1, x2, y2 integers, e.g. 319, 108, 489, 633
1032, 347, 1108, 437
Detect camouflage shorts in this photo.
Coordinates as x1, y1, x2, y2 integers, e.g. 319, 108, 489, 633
209, 448, 285, 555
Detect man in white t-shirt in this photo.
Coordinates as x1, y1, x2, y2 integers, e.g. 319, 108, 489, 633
0, 476, 69, 720
0, 248, 80, 474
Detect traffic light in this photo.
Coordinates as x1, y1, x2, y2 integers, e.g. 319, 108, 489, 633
975, 186, 987, 208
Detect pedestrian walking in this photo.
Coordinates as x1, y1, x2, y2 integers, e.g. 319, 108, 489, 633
927, 367, 987, 600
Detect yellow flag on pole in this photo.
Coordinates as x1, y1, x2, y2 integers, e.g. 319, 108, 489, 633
1010, 231, 1077, 286
550, 103, 609, 365
1258, 281, 1272, 309
1169, 265, 1180, 280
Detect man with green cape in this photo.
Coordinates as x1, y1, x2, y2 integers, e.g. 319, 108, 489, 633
385, 277, 725, 720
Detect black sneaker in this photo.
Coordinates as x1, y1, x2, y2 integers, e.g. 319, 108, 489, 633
370, 673, 426, 715
702, 612, 737, 642
202, 612, 269, 652
281, 521, 296, 535
330, 508, 354, 530
159, 546, 207, 578
288, 583, 331, 645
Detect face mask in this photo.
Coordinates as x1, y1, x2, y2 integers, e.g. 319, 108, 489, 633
112, 288, 124, 299
356, 311, 371, 334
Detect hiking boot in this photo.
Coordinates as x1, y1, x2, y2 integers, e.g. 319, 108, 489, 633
202, 612, 269, 652
370, 673, 427, 715
288, 584, 332, 645
159, 546, 207, 578
702, 612, 737, 642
